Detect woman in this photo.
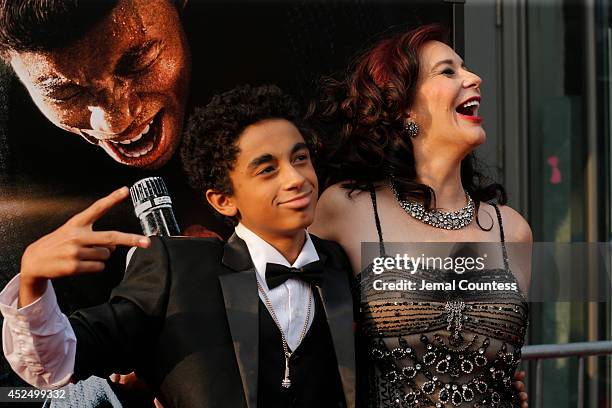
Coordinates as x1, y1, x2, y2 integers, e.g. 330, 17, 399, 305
310, 24, 532, 407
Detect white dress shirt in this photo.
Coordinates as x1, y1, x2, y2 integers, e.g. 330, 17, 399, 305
0, 224, 318, 388
235, 223, 316, 351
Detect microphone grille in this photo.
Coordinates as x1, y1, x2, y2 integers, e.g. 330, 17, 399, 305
130, 177, 170, 207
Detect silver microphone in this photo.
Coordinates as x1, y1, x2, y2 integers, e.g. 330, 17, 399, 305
129, 177, 180, 237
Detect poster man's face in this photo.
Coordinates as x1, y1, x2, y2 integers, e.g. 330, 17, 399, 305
9, 0, 191, 168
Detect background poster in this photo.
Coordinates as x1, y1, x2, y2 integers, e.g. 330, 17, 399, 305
0, 0, 453, 387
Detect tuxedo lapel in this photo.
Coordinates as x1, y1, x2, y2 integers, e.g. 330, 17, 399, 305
312, 239, 356, 408
219, 234, 259, 408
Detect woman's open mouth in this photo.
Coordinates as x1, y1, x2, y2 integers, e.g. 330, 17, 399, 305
455, 97, 483, 124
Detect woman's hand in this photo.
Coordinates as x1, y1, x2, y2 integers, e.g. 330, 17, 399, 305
513, 370, 528, 407
19, 187, 150, 307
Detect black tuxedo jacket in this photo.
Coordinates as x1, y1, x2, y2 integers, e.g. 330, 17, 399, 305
69, 234, 356, 408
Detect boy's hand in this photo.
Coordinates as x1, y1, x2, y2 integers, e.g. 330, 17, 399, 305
18, 187, 150, 307
513, 370, 528, 407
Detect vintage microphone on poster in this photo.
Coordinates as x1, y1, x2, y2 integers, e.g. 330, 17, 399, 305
129, 176, 181, 237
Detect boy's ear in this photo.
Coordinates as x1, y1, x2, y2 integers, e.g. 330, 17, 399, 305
206, 189, 238, 217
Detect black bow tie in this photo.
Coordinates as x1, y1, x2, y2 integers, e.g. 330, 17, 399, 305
265, 261, 324, 289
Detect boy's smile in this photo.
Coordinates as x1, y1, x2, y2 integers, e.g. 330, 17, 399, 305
220, 118, 318, 243
278, 190, 313, 209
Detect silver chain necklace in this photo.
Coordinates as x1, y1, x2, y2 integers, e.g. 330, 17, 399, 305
389, 179, 475, 230
256, 279, 313, 389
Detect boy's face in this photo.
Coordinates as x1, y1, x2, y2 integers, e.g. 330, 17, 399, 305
226, 118, 318, 240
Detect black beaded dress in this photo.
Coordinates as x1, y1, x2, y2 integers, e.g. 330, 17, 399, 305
356, 190, 529, 408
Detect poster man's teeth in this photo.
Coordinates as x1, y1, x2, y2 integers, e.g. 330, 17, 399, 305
117, 138, 155, 157
115, 123, 156, 157
109, 114, 159, 158
118, 124, 151, 145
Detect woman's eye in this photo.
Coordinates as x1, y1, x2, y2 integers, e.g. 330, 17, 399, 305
442, 68, 455, 76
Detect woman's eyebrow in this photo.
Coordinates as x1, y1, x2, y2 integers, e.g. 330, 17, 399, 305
431, 59, 456, 70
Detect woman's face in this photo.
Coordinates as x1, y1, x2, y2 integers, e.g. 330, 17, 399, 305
9, 0, 191, 169
409, 40, 484, 152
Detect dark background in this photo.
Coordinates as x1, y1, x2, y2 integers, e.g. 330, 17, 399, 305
0, 0, 453, 387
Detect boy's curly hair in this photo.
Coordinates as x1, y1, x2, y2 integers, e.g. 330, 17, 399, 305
181, 84, 318, 199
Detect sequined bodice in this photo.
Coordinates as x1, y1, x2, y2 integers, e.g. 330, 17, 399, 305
358, 192, 529, 408
358, 264, 528, 408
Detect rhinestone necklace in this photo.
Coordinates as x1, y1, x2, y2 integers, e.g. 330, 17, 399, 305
256, 279, 312, 389
389, 179, 475, 230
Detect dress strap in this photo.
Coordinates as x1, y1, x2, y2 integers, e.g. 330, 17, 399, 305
369, 185, 386, 256
491, 204, 510, 271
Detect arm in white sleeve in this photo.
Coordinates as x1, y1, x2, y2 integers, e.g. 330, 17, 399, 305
0, 274, 76, 389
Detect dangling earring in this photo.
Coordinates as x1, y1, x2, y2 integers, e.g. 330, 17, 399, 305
403, 120, 419, 138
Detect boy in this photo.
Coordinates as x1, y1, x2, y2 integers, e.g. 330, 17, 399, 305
0, 85, 355, 407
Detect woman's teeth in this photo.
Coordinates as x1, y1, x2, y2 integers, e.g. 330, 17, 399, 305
462, 100, 480, 109
457, 100, 480, 117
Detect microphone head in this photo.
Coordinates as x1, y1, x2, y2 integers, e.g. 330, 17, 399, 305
130, 176, 172, 218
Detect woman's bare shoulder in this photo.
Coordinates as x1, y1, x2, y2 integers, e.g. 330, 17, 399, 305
496, 204, 533, 243
493, 204, 533, 293
318, 182, 372, 210
310, 182, 371, 239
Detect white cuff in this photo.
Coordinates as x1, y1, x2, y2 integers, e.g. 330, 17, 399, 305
1, 274, 76, 389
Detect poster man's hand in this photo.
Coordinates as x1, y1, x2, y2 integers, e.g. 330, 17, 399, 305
18, 187, 150, 307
